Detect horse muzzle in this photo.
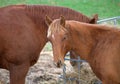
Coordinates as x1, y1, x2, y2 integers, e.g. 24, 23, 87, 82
54, 60, 63, 68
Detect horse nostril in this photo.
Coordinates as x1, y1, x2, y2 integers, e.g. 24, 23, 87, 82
59, 60, 62, 64
53, 60, 63, 68
57, 60, 63, 68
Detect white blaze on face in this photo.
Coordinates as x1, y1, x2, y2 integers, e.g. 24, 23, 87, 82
47, 26, 55, 40
47, 26, 52, 38
52, 34, 55, 40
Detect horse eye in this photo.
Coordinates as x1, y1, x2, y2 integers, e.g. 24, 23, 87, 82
62, 36, 67, 41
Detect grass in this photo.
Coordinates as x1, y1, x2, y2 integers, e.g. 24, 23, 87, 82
0, 0, 119, 18
42, 42, 52, 51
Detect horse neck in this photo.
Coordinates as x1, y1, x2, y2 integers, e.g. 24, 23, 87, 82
68, 22, 94, 60
69, 22, 117, 61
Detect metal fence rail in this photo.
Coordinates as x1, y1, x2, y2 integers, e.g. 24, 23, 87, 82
58, 16, 120, 84
97, 16, 120, 25
58, 56, 86, 84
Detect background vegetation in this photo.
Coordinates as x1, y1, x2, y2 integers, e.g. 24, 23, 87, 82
0, 0, 119, 18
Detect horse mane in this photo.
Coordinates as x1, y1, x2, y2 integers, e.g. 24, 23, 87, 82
48, 19, 68, 35
1, 4, 97, 30
25, 5, 91, 21
90, 24, 120, 40
1, 4, 97, 31
70, 21, 120, 44
24, 5, 95, 28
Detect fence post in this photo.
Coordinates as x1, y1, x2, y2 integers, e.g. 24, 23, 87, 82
113, 19, 117, 25
63, 64, 66, 84
77, 56, 81, 84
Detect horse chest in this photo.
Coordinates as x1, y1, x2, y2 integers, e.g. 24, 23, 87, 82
89, 57, 106, 80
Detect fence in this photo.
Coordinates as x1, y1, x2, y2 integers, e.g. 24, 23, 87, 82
58, 16, 120, 84
97, 16, 120, 25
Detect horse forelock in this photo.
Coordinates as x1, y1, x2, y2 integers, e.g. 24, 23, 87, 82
47, 19, 68, 38
47, 19, 61, 38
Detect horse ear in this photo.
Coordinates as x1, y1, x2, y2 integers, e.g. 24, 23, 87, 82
45, 15, 52, 26
60, 16, 65, 27
89, 14, 98, 24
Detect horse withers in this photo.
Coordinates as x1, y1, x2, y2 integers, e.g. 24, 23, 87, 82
46, 16, 120, 84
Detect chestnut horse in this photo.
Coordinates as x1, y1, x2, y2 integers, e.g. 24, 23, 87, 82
46, 16, 120, 84
0, 5, 98, 84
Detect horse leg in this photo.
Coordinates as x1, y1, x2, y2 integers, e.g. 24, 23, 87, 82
9, 63, 30, 84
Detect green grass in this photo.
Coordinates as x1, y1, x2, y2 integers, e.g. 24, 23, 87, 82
0, 0, 25, 6
0, 0, 120, 18
42, 42, 52, 51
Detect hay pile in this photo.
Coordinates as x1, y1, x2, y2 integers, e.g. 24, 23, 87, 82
65, 61, 101, 84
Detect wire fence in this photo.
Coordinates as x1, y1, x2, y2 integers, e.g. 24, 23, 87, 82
58, 16, 120, 84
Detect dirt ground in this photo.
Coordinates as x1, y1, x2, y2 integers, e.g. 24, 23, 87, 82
0, 51, 101, 84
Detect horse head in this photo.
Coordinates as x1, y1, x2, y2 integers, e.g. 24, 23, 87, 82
45, 16, 72, 67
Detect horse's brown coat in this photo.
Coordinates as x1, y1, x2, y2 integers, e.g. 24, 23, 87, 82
46, 17, 120, 84
0, 5, 98, 84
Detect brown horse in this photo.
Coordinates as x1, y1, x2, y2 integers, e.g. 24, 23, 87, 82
46, 16, 120, 84
0, 4, 98, 84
